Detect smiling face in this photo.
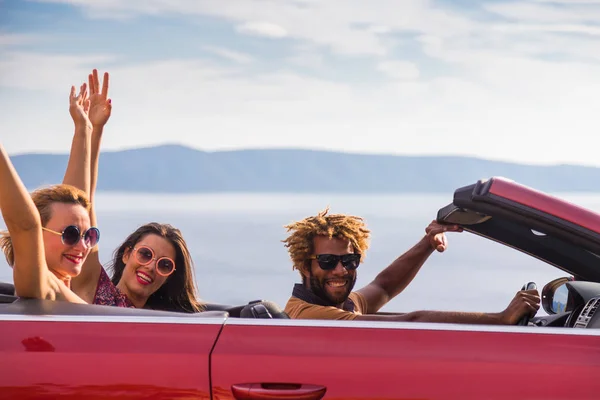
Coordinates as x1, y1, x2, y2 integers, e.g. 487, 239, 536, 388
42, 202, 93, 281
302, 235, 358, 307
116, 233, 176, 307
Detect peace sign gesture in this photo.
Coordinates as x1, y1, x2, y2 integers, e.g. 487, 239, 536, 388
88, 69, 112, 128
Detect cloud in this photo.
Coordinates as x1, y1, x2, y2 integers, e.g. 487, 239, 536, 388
377, 61, 420, 80
27, 0, 471, 56
0, 34, 41, 47
485, 1, 600, 23
533, 0, 600, 3
202, 45, 254, 64
2, 47, 600, 166
29, 0, 600, 64
0, 51, 115, 91
285, 44, 324, 69
235, 22, 288, 38
491, 22, 600, 36
5, 1, 600, 166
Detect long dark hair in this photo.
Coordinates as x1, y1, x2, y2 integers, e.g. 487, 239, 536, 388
108, 222, 204, 313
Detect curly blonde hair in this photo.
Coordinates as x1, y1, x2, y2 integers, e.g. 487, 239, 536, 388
282, 207, 371, 275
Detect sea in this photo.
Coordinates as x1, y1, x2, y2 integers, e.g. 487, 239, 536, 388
2, 192, 600, 315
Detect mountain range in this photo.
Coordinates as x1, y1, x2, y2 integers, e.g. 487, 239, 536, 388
10, 144, 600, 193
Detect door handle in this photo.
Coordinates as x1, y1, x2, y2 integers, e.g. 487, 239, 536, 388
231, 383, 326, 400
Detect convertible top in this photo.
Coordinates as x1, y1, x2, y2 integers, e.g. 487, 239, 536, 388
438, 177, 600, 282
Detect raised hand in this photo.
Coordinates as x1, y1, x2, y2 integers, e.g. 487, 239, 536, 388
425, 220, 463, 252
68, 83, 91, 128
67, 70, 111, 302
88, 69, 112, 128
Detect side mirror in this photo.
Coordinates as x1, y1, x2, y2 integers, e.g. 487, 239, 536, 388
542, 277, 574, 315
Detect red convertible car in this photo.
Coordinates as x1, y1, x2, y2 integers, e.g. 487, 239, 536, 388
1, 177, 599, 399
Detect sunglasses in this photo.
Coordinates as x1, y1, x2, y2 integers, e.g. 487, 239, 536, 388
42, 225, 100, 248
132, 245, 176, 277
310, 253, 361, 271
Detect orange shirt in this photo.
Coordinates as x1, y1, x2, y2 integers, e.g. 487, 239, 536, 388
284, 291, 368, 320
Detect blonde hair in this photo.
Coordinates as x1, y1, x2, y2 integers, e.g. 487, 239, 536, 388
0, 184, 90, 266
282, 207, 371, 275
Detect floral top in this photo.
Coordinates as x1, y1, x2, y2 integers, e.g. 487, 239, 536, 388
93, 267, 134, 308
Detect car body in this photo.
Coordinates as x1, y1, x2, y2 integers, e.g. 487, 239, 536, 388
1, 177, 600, 400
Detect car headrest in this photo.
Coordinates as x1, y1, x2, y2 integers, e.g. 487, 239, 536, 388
0, 281, 15, 296
240, 300, 290, 319
0, 294, 17, 304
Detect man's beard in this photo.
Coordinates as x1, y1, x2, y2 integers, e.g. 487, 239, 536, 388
308, 271, 357, 306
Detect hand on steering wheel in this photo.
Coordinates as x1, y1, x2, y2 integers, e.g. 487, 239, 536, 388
517, 282, 538, 326
498, 282, 540, 325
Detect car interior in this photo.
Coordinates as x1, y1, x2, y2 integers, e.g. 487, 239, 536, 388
2, 178, 600, 327
0, 280, 290, 320
436, 178, 600, 330
3, 277, 600, 328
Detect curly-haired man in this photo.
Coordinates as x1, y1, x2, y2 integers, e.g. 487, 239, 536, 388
282, 208, 540, 324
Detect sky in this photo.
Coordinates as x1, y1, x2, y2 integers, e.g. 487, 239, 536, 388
1, 0, 600, 166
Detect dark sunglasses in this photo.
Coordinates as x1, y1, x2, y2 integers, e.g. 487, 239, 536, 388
42, 225, 100, 247
310, 253, 361, 271
132, 245, 176, 277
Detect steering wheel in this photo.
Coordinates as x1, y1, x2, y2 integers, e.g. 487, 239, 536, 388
517, 282, 537, 326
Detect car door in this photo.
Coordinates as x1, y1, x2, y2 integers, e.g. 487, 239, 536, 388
0, 300, 226, 399
211, 319, 600, 400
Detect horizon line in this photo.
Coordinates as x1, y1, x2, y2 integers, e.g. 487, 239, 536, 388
10, 143, 600, 169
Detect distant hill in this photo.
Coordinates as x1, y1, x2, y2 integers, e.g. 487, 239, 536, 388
10, 144, 600, 193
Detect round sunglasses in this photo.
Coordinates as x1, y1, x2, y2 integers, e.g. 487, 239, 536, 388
132, 245, 176, 277
310, 253, 361, 271
42, 225, 100, 248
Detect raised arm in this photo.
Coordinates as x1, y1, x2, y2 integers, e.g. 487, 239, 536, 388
357, 221, 462, 314
70, 69, 112, 303
88, 69, 111, 211
63, 83, 92, 195
0, 144, 50, 299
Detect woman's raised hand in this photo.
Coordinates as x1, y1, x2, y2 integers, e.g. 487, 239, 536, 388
68, 83, 91, 129
88, 69, 112, 128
